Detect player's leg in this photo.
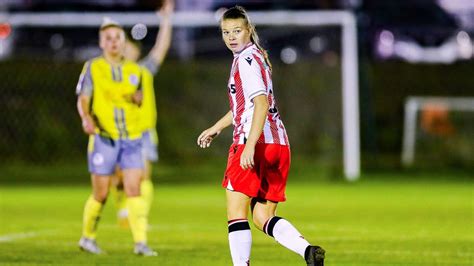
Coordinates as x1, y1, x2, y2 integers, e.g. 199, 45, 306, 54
120, 138, 156, 256
223, 144, 260, 265
226, 190, 252, 266
79, 135, 118, 254
123, 168, 157, 256
110, 166, 129, 228
253, 144, 325, 265
140, 129, 158, 217
252, 200, 324, 265
140, 159, 154, 215
79, 174, 110, 254
81, 174, 110, 242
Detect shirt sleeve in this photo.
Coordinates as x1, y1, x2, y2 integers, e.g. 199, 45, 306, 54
139, 55, 160, 75
76, 61, 93, 96
238, 54, 267, 101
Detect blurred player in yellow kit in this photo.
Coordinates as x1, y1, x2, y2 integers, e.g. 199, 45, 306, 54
76, 17, 157, 256
110, 0, 174, 229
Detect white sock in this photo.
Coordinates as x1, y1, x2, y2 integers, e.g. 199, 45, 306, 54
264, 216, 310, 259
228, 219, 252, 266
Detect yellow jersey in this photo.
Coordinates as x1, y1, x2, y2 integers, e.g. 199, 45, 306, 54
76, 56, 144, 140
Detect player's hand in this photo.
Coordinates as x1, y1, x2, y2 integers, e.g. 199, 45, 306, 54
82, 115, 96, 135
240, 145, 255, 170
131, 90, 143, 106
197, 127, 220, 148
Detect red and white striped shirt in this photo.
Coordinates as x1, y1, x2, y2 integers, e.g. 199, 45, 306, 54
228, 44, 289, 145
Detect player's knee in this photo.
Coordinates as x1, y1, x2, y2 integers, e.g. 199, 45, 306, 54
125, 190, 140, 197
93, 191, 108, 203
124, 185, 140, 197
227, 209, 247, 221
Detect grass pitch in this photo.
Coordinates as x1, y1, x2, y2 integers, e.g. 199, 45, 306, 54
0, 174, 472, 265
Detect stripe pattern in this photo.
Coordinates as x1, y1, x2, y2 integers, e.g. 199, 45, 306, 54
114, 108, 128, 138
228, 219, 251, 233
111, 66, 123, 82
227, 44, 289, 145
263, 216, 282, 237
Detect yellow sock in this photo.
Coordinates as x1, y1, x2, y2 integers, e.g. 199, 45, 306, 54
140, 179, 154, 216
82, 195, 103, 239
127, 197, 147, 243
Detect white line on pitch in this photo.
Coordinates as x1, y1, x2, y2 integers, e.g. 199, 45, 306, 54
0, 230, 55, 243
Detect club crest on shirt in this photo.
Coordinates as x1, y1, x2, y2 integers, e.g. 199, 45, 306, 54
129, 74, 139, 86
245, 57, 253, 65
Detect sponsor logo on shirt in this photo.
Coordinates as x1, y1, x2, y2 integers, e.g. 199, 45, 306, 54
245, 57, 253, 65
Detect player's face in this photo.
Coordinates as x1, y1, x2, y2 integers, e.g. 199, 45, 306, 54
124, 41, 141, 62
221, 18, 251, 54
99, 27, 125, 57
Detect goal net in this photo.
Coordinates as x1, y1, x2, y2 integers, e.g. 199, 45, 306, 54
402, 96, 474, 168
0, 10, 360, 180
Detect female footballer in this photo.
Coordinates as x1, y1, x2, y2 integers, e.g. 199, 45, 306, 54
197, 6, 325, 266
76, 19, 156, 256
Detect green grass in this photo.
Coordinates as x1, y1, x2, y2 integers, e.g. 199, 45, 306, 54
0, 176, 472, 265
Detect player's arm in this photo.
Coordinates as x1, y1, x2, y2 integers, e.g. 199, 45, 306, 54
237, 55, 268, 169
131, 69, 144, 106
240, 95, 268, 169
148, 0, 173, 68
76, 61, 96, 135
197, 110, 233, 148
77, 94, 96, 135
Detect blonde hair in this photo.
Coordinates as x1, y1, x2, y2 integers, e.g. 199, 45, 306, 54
221, 6, 272, 72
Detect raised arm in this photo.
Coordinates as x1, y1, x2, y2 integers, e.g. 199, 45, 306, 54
148, 0, 174, 66
197, 110, 233, 148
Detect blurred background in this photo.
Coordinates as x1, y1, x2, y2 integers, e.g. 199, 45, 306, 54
0, 0, 473, 183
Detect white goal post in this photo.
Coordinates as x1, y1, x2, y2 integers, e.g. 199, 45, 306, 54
401, 96, 474, 166
2, 10, 360, 180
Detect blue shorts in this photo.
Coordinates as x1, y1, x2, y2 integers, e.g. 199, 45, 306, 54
88, 134, 144, 175
142, 129, 158, 162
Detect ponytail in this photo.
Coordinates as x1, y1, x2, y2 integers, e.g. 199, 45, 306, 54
221, 6, 272, 72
